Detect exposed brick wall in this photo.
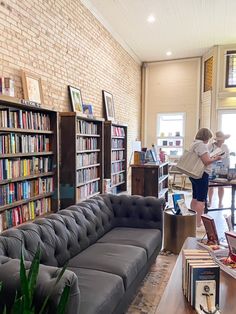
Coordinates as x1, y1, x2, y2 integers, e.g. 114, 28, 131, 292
0, 0, 141, 163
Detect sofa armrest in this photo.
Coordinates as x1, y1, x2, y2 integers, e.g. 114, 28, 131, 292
0, 256, 80, 314
103, 194, 165, 232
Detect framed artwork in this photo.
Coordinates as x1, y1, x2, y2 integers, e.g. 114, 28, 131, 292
82, 103, 93, 116
21, 70, 43, 104
225, 231, 236, 262
102, 90, 115, 121
201, 214, 219, 244
68, 85, 83, 113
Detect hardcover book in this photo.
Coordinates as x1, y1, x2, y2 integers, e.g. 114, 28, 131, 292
190, 264, 220, 308
225, 231, 236, 263
172, 193, 185, 215
201, 214, 219, 244
195, 280, 217, 313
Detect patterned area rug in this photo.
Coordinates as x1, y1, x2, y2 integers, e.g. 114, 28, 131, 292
126, 252, 177, 314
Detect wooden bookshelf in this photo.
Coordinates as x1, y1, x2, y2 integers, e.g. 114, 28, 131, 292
131, 162, 169, 201
0, 97, 59, 231
104, 121, 127, 194
60, 112, 104, 208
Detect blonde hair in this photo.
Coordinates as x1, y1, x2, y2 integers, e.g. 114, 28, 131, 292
195, 128, 213, 141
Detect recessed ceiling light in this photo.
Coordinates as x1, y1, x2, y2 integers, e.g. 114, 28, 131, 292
147, 15, 155, 23
166, 51, 172, 56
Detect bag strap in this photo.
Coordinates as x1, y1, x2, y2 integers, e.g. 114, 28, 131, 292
189, 141, 202, 154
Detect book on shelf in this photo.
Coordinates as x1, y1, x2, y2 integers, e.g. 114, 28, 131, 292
0, 100, 58, 230
171, 193, 185, 215
195, 280, 218, 314
133, 151, 145, 165
182, 249, 211, 296
182, 249, 220, 313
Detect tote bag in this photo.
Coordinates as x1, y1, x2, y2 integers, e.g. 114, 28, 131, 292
176, 144, 205, 179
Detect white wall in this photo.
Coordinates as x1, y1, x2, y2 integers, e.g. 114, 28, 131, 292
142, 58, 201, 149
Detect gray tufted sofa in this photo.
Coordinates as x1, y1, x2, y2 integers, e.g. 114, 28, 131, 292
0, 194, 165, 314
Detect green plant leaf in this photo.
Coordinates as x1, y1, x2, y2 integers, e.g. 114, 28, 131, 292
55, 262, 68, 286
12, 295, 24, 314
56, 285, 70, 314
20, 246, 30, 310
28, 243, 41, 305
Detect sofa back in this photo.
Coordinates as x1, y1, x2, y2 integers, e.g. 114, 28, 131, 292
0, 196, 114, 267
102, 194, 164, 231
0, 194, 165, 267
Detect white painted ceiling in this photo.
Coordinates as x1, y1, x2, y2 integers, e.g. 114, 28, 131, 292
82, 0, 236, 62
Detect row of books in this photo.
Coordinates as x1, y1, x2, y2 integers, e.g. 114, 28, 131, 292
0, 109, 51, 130
182, 249, 220, 313
112, 126, 125, 137
0, 197, 51, 232
111, 172, 125, 186
76, 152, 98, 167
77, 120, 98, 135
0, 133, 50, 154
76, 167, 98, 185
76, 137, 98, 151
112, 150, 124, 161
0, 177, 53, 206
111, 161, 125, 173
0, 157, 52, 180
76, 181, 99, 199
112, 139, 125, 149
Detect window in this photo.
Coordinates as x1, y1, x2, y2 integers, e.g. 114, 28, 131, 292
157, 113, 185, 156
204, 57, 213, 92
218, 110, 236, 167
225, 50, 236, 88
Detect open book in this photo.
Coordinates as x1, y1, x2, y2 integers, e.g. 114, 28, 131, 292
209, 147, 224, 158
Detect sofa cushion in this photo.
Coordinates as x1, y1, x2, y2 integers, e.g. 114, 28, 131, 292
97, 227, 161, 259
68, 267, 124, 314
68, 243, 147, 289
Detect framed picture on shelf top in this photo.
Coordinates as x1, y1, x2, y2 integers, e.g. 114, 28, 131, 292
82, 103, 93, 116
21, 70, 43, 104
68, 85, 83, 113
102, 90, 115, 121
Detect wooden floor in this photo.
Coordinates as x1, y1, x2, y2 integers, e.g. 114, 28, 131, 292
170, 185, 233, 239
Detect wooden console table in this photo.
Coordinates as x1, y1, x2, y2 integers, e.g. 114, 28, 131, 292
156, 237, 236, 314
131, 162, 169, 201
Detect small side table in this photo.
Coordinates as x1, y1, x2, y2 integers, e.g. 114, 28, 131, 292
163, 209, 196, 254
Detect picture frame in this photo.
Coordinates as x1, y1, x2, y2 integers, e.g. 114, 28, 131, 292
102, 90, 115, 121
82, 103, 93, 116
68, 85, 83, 113
225, 231, 236, 262
201, 214, 219, 244
21, 70, 43, 104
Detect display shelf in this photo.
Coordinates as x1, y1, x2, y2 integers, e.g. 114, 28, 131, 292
60, 112, 104, 208
157, 135, 184, 156
131, 162, 169, 201
104, 121, 127, 194
0, 98, 59, 231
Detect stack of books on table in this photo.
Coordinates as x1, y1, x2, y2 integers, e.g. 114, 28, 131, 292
182, 249, 220, 314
